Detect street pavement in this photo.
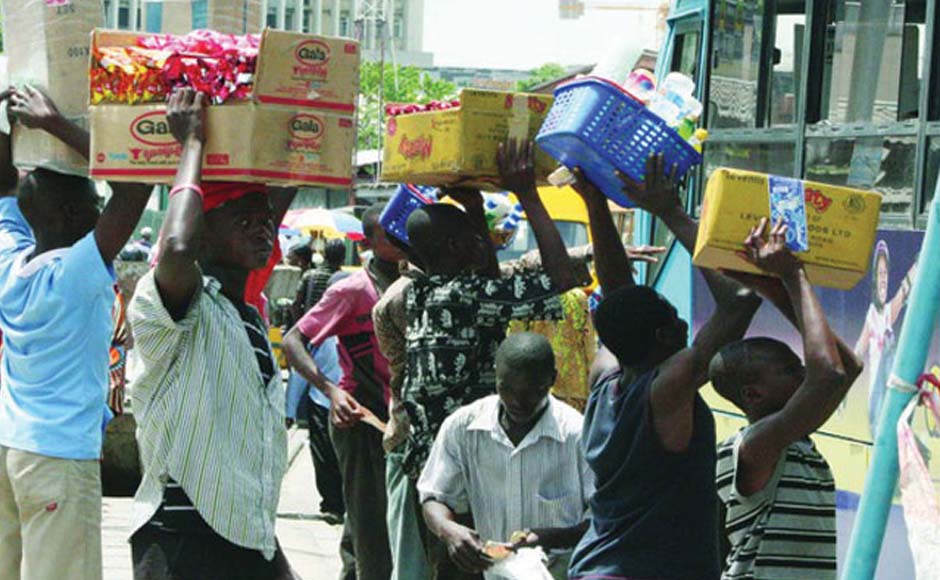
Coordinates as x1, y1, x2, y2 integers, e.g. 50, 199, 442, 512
102, 427, 344, 580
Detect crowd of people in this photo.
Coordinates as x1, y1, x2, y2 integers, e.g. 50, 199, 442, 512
0, 84, 862, 580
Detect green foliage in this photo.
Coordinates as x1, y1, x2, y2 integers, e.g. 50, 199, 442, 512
358, 61, 457, 153
516, 63, 568, 92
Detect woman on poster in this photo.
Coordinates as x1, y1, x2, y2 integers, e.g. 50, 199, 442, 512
856, 240, 916, 437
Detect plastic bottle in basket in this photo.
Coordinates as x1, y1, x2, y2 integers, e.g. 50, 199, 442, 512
648, 72, 702, 127
623, 69, 656, 104
688, 128, 709, 153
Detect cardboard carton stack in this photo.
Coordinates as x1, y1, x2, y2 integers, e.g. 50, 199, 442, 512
89, 28, 361, 187
2, 0, 105, 176
381, 89, 556, 190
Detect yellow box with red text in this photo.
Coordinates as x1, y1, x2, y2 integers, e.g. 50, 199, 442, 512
381, 89, 556, 190
693, 168, 882, 290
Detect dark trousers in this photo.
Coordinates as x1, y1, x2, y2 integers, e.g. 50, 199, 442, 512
131, 521, 297, 580
330, 421, 393, 580
306, 402, 346, 515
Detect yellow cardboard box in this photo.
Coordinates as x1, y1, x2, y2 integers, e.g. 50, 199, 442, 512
88, 28, 357, 187
3, 0, 104, 176
381, 89, 555, 190
139, 0, 263, 35
693, 168, 882, 290
90, 104, 354, 187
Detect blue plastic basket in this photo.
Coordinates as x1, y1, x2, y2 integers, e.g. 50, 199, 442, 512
536, 77, 703, 207
380, 184, 438, 244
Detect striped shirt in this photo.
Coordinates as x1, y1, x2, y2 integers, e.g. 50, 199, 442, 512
417, 394, 593, 580
716, 430, 837, 580
128, 272, 287, 559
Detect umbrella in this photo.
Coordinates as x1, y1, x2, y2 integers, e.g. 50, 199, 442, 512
282, 208, 364, 241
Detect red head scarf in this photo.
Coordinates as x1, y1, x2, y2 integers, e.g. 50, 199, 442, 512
151, 182, 280, 320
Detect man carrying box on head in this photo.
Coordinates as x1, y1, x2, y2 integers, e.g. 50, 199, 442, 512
127, 89, 299, 580
567, 157, 762, 580
0, 86, 153, 580
711, 219, 863, 580
282, 204, 406, 580
373, 138, 589, 579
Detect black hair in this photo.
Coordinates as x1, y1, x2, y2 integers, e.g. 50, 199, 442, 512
594, 285, 676, 366
405, 204, 470, 270
324, 239, 346, 267
289, 244, 313, 263
362, 203, 386, 241
709, 337, 803, 407
496, 332, 556, 386
17, 167, 98, 226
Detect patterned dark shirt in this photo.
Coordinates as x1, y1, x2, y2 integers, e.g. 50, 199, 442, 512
400, 269, 563, 478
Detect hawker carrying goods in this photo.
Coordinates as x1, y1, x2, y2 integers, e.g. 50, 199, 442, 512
693, 168, 882, 290
139, 0, 263, 35
380, 88, 555, 191
89, 28, 360, 187
2, 0, 105, 176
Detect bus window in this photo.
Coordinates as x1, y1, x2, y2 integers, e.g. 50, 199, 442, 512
805, 135, 917, 216
671, 24, 701, 79
819, 1, 926, 124
496, 220, 589, 264
702, 142, 797, 193
708, 1, 764, 129
768, 2, 807, 126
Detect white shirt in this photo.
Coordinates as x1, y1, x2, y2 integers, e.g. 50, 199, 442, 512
418, 395, 593, 563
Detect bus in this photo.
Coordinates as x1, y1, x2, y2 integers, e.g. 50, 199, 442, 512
638, 1, 940, 576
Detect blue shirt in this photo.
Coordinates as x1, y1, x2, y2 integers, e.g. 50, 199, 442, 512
0, 197, 116, 460
285, 337, 343, 419
569, 369, 720, 580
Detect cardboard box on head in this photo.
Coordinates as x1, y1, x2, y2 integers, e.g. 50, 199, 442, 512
2, 0, 105, 176
693, 168, 883, 290
89, 29, 360, 187
381, 89, 556, 191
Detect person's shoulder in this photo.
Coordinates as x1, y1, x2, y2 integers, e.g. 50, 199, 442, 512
376, 274, 412, 307
324, 268, 366, 293
550, 396, 585, 434
444, 395, 496, 431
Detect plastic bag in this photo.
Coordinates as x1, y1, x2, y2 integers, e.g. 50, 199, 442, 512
897, 384, 940, 578
488, 548, 554, 580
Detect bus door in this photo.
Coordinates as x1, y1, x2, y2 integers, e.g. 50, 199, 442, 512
641, 1, 708, 323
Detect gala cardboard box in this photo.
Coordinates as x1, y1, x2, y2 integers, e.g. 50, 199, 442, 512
2, 0, 104, 176
88, 28, 359, 187
253, 29, 360, 113
693, 168, 883, 290
90, 103, 355, 187
381, 89, 555, 190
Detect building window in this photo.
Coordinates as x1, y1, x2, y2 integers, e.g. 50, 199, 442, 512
339, 14, 350, 37
393, 14, 404, 39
